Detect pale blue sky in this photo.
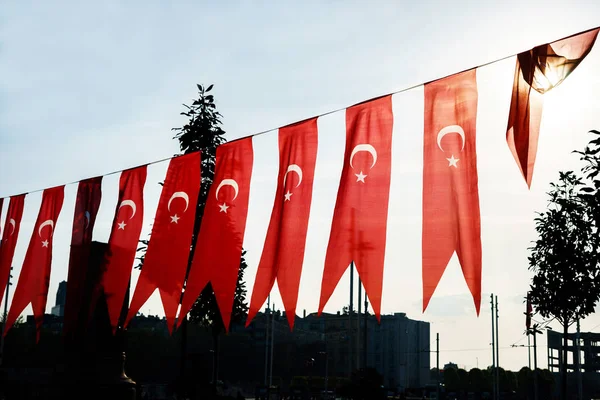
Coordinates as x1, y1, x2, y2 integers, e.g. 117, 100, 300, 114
1, 1, 600, 372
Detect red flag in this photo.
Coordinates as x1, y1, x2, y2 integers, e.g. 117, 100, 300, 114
100, 166, 146, 333
178, 138, 253, 332
507, 28, 599, 187
318, 96, 393, 321
422, 70, 481, 315
4, 186, 64, 340
63, 177, 102, 337
0, 198, 3, 238
247, 118, 318, 330
0, 194, 26, 308
125, 152, 201, 333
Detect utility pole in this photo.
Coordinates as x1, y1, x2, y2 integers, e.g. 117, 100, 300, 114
363, 292, 368, 369
577, 318, 583, 400
490, 294, 496, 400
528, 335, 532, 369
405, 326, 410, 390
533, 325, 539, 400
349, 262, 354, 377
436, 333, 440, 400
357, 277, 361, 370
264, 295, 270, 386
495, 295, 500, 400
269, 303, 275, 387
0, 267, 12, 367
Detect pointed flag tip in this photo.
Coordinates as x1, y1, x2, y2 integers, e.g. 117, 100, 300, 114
287, 314, 295, 332
474, 299, 481, 317
422, 296, 431, 313
316, 306, 324, 317
245, 308, 257, 328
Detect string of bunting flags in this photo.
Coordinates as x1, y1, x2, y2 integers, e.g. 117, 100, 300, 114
0, 26, 598, 341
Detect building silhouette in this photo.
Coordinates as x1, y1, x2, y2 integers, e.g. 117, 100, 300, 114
51, 280, 66, 317
547, 329, 600, 398
244, 309, 430, 392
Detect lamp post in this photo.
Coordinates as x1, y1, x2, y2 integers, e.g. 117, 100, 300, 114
264, 296, 270, 386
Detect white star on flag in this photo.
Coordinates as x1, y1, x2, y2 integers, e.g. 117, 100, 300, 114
41, 240, 49, 248
219, 203, 229, 213
170, 214, 180, 224
284, 191, 292, 201
118, 221, 127, 230
447, 154, 460, 168
355, 171, 367, 183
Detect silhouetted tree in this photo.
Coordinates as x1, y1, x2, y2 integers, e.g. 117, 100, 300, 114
136, 84, 248, 388
0, 314, 23, 327
430, 367, 440, 382
540, 368, 555, 398
517, 367, 531, 398
528, 169, 600, 399
468, 368, 485, 392
574, 129, 600, 261
457, 368, 468, 392
481, 368, 492, 392
497, 367, 508, 392
175, 84, 248, 383
444, 367, 459, 392
505, 370, 518, 392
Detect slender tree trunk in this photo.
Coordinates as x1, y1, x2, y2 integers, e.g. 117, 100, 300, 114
562, 315, 569, 400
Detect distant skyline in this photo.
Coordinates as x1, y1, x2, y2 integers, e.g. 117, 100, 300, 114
1, 1, 600, 373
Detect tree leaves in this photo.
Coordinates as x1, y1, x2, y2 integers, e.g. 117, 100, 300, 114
170, 84, 247, 333
136, 84, 248, 333
529, 130, 600, 329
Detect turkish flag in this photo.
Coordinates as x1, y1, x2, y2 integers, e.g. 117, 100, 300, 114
318, 96, 393, 321
0, 199, 3, 238
247, 118, 318, 330
178, 138, 253, 332
4, 186, 64, 340
125, 152, 201, 333
63, 177, 102, 337
0, 194, 26, 309
507, 28, 599, 187
99, 166, 146, 333
422, 69, 481, 315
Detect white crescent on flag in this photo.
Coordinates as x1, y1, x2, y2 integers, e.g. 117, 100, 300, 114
350, 144, 378, 169
8, 219, 16, 235
283, 164, 303, 188
215, 179, 239, 201
118, 200, 137, 219
437, 125, 465, 152
38, 219, 54, 237
168, 191, 190, 213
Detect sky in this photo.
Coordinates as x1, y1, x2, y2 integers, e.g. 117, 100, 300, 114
1, 1, 600, 373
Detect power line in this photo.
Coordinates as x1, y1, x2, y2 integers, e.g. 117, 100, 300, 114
588, 322, 600, 332
2, 25, 598, 199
